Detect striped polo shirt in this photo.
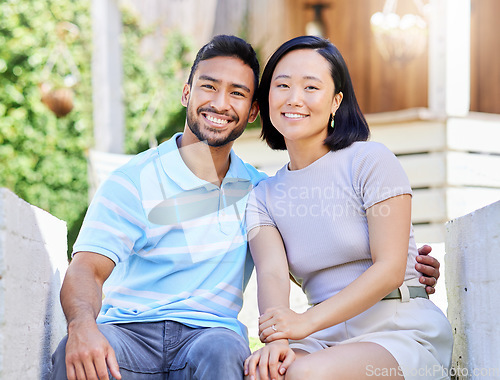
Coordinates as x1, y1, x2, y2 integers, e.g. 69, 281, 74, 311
73, 133, 267, 340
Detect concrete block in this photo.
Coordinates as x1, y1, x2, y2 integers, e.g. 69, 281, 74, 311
0, 188, 68, 380
445, 200, 500, 379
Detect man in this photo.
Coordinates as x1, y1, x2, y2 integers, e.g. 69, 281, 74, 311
50, 35, 440, 380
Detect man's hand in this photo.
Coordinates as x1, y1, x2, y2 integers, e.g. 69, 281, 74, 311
416, 245, 440, 294
65, 320, 121, 380
244, 340, 294, 380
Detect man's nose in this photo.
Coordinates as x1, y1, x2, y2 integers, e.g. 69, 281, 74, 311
211, 91, 231, 111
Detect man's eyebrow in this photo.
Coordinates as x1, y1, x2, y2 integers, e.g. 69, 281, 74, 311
198, 75, 251, 93
232, 83, 251, 93
198, 75, 220, 83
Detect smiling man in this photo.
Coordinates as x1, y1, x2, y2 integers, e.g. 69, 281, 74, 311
49, 35, 441, 380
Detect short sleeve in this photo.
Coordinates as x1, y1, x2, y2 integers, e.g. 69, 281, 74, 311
72, 171, 148, 263
245, 181, 276, 233
352, 142, 412, 210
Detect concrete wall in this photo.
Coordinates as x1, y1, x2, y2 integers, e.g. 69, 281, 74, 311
445, 200, 500, 379
0, 188, 68, 380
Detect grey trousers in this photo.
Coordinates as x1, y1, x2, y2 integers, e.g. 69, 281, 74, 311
50, 321, 251, 380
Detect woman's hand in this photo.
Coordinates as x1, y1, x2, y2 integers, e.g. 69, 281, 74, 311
259, 307, 311, 343
244, 340, 295, 380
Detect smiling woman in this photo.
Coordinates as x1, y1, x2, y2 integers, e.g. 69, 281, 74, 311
244, 36, 453, 380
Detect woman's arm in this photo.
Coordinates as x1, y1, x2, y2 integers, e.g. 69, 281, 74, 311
248, 226, 291, 314
259, 194, 411, 342
245, 226, 295, 380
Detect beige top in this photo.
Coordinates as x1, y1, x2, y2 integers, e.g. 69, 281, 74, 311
246, 141, 420, 305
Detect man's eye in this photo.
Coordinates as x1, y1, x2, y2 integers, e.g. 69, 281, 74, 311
202, 84, 215, 90
232, 91, 245, 97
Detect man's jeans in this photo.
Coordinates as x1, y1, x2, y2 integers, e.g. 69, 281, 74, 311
50, 321, 250, 379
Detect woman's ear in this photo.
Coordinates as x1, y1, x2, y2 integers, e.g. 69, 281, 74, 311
331, 92, 343, 114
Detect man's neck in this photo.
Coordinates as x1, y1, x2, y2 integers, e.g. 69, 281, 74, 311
177, 133, 232, 187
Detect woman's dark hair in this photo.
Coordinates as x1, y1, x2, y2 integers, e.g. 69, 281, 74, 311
187, 35, 260, 101
258, 35, 370, 151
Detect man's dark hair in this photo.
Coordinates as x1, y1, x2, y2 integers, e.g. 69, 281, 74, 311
258, 35, 370, 151
187, 35, 260, 100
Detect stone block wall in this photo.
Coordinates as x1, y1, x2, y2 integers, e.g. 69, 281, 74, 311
0, 188, 68, 379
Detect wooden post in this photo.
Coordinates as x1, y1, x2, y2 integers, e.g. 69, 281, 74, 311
428, 0, 471, 117
91, 0, 124, 153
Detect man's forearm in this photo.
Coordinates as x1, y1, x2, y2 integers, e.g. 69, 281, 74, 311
60, 252, 115, 328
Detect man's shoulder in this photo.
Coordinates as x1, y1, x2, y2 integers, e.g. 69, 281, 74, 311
231, 152, 268, 185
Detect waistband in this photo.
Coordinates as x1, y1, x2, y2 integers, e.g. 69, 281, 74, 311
382, 278, 428, 302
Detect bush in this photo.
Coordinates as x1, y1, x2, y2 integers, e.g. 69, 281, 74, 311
0, 0, 191, 258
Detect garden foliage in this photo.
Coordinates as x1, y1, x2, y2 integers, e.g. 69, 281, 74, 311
0, 0, 191, 257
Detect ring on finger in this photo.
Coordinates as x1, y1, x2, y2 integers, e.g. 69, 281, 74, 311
272, 324, 277, 332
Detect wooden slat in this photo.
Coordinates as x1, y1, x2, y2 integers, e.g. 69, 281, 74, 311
412, 188, 446, 223
370, 121, 446, 154
412, 187, 500, 224
447, 117, 500, 154
399, 153, 446, 188
447, 152, 500, 187
413, 224, 446, 244
399, 151, 500, 189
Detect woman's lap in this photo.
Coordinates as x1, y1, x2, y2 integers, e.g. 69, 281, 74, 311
288, 298, 453, 380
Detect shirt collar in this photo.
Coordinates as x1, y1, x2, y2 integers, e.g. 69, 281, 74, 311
158, 133, 251, 191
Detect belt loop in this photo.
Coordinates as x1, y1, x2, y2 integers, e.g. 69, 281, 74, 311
399, 281, 410, 303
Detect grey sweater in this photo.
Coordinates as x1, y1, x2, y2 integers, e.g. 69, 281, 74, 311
246, 141, 421, 305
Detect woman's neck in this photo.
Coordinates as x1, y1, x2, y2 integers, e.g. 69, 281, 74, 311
286, 138, 330, 171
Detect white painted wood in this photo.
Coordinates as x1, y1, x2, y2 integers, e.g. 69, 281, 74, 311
428, 0, 471, 117
413, 224, 445, 244
445, 201, 500, 378
399, 151, 500, 188
447, 116, 500, 154
412, 188, 446, 223
369, 121, 447, 154
91, 0, 125, 153
447, 152, 500, 187
412, 187, 500, 223
399, 153, 446, 188
88, 149, 134, 197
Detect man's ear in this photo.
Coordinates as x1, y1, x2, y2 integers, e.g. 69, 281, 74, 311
248, 101, 259, 123
181, 83, 190, 107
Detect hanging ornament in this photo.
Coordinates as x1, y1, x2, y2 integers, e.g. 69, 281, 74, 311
40, 21, 81, 117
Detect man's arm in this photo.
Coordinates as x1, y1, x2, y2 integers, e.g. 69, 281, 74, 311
416, 245, 440, 295
61, 251, 121, 380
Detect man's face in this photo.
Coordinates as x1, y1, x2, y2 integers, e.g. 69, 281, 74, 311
181, 56, 258, 147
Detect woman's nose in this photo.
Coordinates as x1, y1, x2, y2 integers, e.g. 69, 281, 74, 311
286, 88, 303, 107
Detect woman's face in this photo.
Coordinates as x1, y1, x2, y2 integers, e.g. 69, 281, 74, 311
268, 49, 342, 146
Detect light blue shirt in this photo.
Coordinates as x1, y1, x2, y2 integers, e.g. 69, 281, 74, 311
73, 133, 267, 340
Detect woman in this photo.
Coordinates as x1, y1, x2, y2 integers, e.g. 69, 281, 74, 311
244, 36, 453, 380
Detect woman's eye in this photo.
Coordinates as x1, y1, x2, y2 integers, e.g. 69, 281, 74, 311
277, 83, 289, 88
306, 86, 319, 90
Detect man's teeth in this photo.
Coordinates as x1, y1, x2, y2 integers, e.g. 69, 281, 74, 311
206, 115, 229, 125
284, 113, 307, 119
